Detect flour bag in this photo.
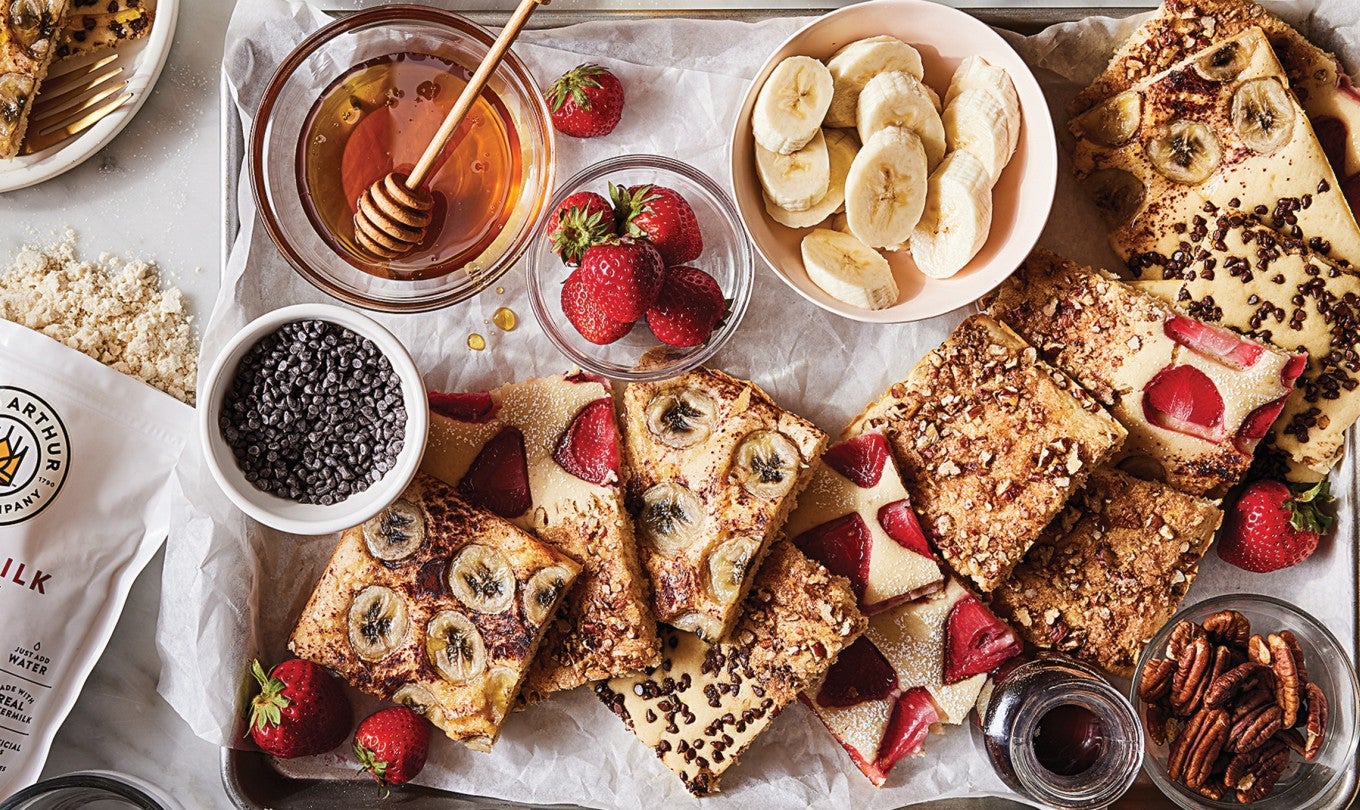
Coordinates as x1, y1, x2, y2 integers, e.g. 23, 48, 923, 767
0, 319, 193, 795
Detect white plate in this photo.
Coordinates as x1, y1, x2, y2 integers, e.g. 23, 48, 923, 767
0, 0, 179, 193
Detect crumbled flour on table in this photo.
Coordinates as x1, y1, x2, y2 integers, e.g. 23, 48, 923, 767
0, 233, 198, 404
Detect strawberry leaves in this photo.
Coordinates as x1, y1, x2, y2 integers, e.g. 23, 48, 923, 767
248, 659, 288, 735
1286, 479, 1334, 535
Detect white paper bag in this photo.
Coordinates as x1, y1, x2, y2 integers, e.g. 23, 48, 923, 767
0, 319, 193, 796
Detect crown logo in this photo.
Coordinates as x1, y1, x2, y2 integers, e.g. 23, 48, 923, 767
0, 427, 27, 488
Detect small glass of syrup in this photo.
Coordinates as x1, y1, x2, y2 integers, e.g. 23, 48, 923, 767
979, 653, 1143, 809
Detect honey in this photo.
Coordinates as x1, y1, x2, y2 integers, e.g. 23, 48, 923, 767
467, 333, 486, 351
492, 306, 517, 331
298, 52, 524, 278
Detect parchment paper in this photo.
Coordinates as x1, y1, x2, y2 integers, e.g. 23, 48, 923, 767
156, 2, 1360, 807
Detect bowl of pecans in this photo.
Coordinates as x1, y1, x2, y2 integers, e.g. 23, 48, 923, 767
1131, 595, 1359, 809
198, 304, 428, 536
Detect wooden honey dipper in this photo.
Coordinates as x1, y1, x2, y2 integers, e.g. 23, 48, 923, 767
353, 0, 549, 261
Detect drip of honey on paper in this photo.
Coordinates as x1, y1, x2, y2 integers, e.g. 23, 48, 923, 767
467, 333, 486, 351
492, 306, 517, 331
299, 52, 523, 278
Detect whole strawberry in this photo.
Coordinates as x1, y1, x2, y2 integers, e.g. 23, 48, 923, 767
546, 63, 624, 138
613, 183, 704, 266
547, 191, 615, 265
562, 268, 634, 345
354, 706, 431, 789
576, 238, 664, 322
1217, 479, 1334, 573
248, 659, 352, 758
645, 266, 727, 347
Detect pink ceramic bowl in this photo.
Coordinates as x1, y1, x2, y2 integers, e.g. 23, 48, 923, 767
729, 0, 1058, 323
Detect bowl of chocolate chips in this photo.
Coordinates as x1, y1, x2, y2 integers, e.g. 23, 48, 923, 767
199, 304, 428, 535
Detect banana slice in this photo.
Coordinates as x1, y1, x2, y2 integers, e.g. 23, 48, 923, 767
707, 536, 761, 604
764, 128, 858, 229
483, 666, 519, 717
645, 389, 718, 448
1195, 39, 1252, 82
858, 71, 945, 169
523, 565, 573, 626
640, 481, 706, 555
348, 585, 410, 663
844, 126, 927, 248
1074, 91, 1141, 148
1145, 119, 1221, 185
362, 498, 425, 563
753, 55, 835, 155
672, 611, 722, 643
800, 228, 898, 309
731, 429, 801, 500
911, 150, 994, 279
1083, 168, 1146, 227
426, 611, 487, 685
923, 82, 942, 113
944, 56, 1021, 155
944, 88, 1012, 185
392, 684, 444, 721
824, 36, 925, 128
1231, 78, 1294, 155
755, 129, 830, 212
447, 544, 516, 614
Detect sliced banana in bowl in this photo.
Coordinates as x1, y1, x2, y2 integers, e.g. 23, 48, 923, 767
857, 71, 945, 168
755, 129, 831, 213
730, 0, 1058, 323
825, 35, 925, 128
912, 149, 994, 279
763, 128, 858, 229
753, 55, 835, 155
844, 126, 928, 249
801, 228, 899, 309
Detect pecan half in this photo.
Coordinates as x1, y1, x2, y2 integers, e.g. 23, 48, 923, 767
1172, 636, 1214, 716
1233, 687, 1276, 720
1247, 634, 1271, 665
1277, 727, 1306, 756
1195, 780, 1228, 801
1169, 708, 1229, 789
1267, 633, 1301, 728
1168, 620, 1207, 658
1304, 681, 1327, 761
1279, 629, 1308, 687
1146, 701, 1170, 746
1139, 657, 1177, 703
1227, 699, 1283, 753
1204, 662, 1267, 710
1225, 739, 1289, 804
1202, 609, 1251, 648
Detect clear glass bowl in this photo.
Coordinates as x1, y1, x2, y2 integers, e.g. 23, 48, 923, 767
1131, 595, 1360, 809
250, 5, 554, 312
526, 155, 754, 381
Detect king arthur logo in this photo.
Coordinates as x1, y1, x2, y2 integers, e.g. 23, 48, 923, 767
0, 387, 70, 526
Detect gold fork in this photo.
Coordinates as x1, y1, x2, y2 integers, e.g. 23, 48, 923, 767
20, 53, 133, 155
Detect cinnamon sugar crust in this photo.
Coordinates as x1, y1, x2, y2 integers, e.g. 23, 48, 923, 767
991, 467, 1221, 677
846, 315, 1127, 593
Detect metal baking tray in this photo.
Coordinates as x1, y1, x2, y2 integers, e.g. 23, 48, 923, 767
216, 2, 1357, 808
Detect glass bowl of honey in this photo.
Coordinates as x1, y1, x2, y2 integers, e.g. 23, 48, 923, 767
526, 154, 755, 381
250, 5, 554, 312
